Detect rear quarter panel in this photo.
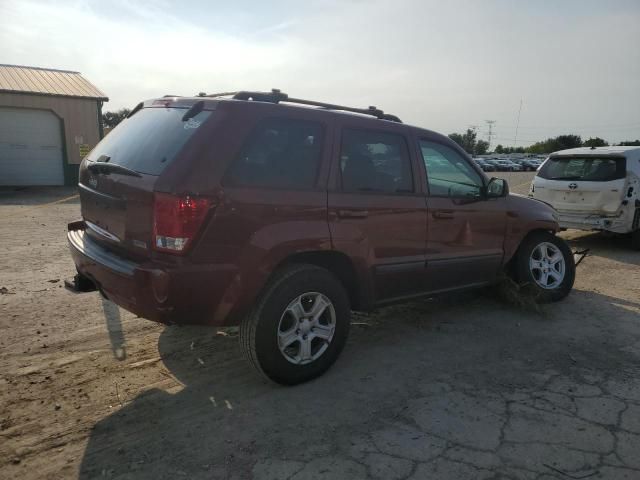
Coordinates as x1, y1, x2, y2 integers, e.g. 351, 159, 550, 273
198, 189, 332, 324
185, 104, 336, 325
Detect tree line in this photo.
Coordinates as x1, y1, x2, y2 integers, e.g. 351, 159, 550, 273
102, 108, 131, 129
447, 129, 640, 156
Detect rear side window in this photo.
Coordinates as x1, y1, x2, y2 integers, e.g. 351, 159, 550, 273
86, 107, 212, 175
224, 118, 323, 189
340, 129, 413, 193
538, 157, 626, 181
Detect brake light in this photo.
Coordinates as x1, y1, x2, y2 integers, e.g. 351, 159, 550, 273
152, 99, 174, 107
153, 193, 212, 254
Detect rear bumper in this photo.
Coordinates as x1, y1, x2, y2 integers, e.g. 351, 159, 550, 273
556, 211, 634, 234
67, 222, 237, 325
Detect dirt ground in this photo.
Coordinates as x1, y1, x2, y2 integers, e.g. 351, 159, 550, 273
1, 173, 639, 480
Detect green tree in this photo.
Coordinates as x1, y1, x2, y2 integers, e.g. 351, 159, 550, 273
475, 140, 490, 155
526, 134, 582, 154
494, 145, 524, 154
619, 139, 640, 146
555, 135, 583, 149
583, 137, 608, 148
448, 128, 479, 155
102, 108, 131, 129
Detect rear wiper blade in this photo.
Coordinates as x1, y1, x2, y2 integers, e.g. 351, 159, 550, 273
549, 176, 581, 180
87, 161, 142, 178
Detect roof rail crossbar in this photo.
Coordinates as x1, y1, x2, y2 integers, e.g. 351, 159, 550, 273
233, 89, 289, 103
199, 89, 402, 122
286, 97, 402, 123
203, 91, 241, 98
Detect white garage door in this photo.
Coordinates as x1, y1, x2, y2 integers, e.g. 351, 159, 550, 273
0, 107, 64, 186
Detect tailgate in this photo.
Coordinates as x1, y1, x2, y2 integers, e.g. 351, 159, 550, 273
534, 155, 627, 214
76, 103, 216, 259
535, 178, 626, 213
79, 168, 157, 258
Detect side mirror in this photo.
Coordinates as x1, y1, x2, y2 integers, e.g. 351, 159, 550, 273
486, 177, 509, 198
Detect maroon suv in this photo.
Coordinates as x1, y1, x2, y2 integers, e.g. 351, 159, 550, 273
68, 90, 575, 384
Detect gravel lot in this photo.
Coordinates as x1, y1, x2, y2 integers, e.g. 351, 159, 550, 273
1, 173, 639, 480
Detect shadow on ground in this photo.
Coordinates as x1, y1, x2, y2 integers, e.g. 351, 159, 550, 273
565, 231, 640, 266
102, 297, 127, 361
79, 289, 640, 479
0, 186, 79, 206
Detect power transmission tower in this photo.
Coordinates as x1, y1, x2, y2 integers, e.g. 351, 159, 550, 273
513, 99, 523, 149
485, 120, 496, 150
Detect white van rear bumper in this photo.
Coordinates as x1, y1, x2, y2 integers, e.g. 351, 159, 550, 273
557, 210, 637, 234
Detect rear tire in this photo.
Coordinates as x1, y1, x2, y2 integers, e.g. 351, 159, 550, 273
632, 229, 640, 251
240, 264, 350, 385
514, 231, 575, 303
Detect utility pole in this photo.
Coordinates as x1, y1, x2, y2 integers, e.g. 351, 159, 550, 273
485, 120, 496, 151
513, 99, 523, 150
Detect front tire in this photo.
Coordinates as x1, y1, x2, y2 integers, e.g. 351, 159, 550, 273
514, 231, 575, 303
240, 264, 351, 385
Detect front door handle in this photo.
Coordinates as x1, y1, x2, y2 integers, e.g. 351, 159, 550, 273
337, 209, 369, 219
432, 210, 454, 219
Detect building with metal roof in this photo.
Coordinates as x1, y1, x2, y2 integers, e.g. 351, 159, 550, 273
0, 64, 108, 186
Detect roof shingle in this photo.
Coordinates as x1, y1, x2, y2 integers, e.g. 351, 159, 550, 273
0, 64, 108, 100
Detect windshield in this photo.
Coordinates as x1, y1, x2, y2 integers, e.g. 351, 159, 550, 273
537, 156, 626, 182
86, 107, 212, 175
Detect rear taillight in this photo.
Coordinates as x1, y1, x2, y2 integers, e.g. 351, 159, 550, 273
153, 193, 212, 254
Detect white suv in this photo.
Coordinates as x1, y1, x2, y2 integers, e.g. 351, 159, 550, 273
530, 146, 640, 249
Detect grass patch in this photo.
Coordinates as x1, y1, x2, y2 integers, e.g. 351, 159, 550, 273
491, 274, 544, 314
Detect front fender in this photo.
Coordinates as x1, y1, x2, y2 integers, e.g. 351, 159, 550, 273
503, 194, 560, 263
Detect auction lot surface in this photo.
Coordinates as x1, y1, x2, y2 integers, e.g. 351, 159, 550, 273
1, 172, 639, 480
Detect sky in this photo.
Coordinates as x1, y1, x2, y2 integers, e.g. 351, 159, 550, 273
2, 0, 640, 147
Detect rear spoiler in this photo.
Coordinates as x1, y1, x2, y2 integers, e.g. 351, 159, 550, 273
126, 98, 219, 119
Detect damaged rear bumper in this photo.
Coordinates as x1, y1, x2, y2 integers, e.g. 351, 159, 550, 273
67, 221, 236, 325
557, 208, 639, 234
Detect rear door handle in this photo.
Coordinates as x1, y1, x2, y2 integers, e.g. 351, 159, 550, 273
432, 210, 454, 219
337, 209, 369, 219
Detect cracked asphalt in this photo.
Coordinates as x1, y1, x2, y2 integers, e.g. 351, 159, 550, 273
1, 173, 639, 479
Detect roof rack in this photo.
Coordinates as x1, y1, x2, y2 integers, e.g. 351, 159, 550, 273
203, 89, 402, 123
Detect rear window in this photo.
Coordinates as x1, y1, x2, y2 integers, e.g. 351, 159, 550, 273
538, 157, 626, 182
86, 107, 212, 175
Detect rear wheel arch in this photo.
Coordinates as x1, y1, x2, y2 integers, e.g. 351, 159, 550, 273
240, 262, 352, 384
275, 250, 371, 311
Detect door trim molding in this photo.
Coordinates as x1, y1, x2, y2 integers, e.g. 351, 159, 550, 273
374, 260, 426, 275
426, 253, 503, 267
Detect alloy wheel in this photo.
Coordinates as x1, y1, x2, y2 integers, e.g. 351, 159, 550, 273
529, 242, 566, 289
277, 292, 336, 365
